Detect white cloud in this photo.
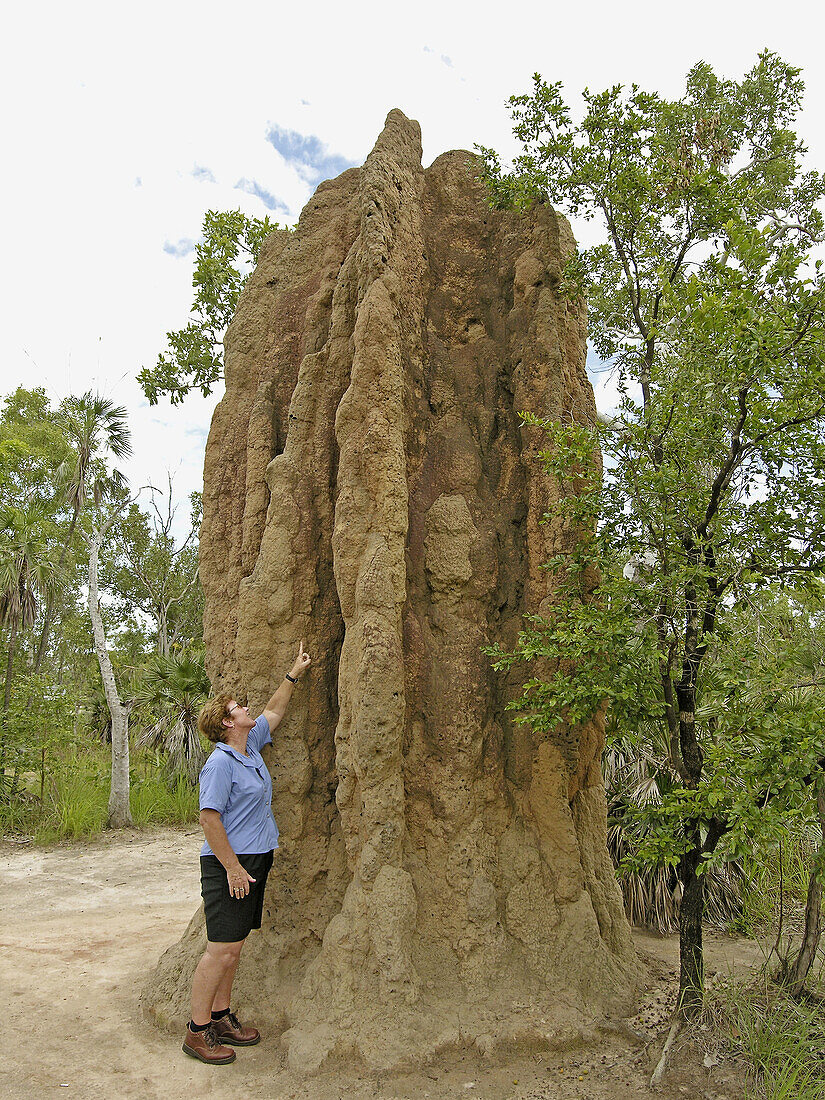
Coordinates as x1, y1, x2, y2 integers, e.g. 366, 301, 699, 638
265, 124, 358, 186
163, 238, 196, 258
233, 177, 290, 214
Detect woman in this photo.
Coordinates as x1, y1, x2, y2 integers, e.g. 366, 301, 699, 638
182, 641, 311, 1065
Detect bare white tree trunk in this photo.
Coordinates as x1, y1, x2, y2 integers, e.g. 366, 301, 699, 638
157, 604, 169, 658
88, 532, 132, 829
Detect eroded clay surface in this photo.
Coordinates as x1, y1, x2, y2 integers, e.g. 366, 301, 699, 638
143, 109, 640, 1071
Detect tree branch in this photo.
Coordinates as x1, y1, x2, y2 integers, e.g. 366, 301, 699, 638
697, 384, 751, 539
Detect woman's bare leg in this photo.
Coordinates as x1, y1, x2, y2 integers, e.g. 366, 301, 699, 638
190, 939, 244, 1025
211, 946, 242, 1014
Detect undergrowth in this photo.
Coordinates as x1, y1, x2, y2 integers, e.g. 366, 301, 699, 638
0, 743, 199, 843
702, 973, 825, 1100
729, 825, 819, 938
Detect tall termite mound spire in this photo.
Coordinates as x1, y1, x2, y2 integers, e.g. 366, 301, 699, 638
143, 109, 640, 1072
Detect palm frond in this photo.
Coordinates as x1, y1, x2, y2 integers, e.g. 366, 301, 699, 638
132, 651, 210, 783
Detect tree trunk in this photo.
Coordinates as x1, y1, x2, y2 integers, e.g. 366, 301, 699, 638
785, 776, 825, 995
0, 622, 13, 786
32, 590, 55, 678
88, 535, 132, 828
674, 573, 717, 1022
3, 617, 17, 716
675, 679, 707, 1019
157, 605, 169, 657
677, 843, 705, 1018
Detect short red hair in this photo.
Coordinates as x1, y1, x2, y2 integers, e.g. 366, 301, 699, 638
197, 692, 234, 744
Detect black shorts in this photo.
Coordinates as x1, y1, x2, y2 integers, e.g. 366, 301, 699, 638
200, 851, 274, 943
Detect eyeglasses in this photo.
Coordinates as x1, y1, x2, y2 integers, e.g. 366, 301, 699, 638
227, 703, 248, 716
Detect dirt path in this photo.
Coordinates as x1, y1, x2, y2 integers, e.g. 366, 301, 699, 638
0, 828, 761, 1099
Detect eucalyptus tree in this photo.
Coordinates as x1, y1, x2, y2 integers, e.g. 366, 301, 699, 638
40, 391, 135, 827
481, 52, 825, 1018
86, 486, 138, 828
107, 485, 202, 656
33, 391, 131, 674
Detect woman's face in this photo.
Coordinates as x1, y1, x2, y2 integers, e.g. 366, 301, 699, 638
223, 700, 255, 735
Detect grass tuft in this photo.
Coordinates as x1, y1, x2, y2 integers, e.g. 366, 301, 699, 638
130, 773, 198, 825
702, 975, 825, 1099
53, 769, 108, 839
730, 824, 820, 938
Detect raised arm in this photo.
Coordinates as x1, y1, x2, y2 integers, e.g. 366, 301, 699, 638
262, 640, 312, 730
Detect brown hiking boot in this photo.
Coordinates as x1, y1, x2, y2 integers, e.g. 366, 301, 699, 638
212, 1010, 261, 1046
182, 1023, 236, 1064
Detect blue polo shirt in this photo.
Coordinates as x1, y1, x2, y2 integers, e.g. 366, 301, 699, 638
199, 714, 279, 857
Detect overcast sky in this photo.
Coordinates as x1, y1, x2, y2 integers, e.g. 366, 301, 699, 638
2, 0, 823, 535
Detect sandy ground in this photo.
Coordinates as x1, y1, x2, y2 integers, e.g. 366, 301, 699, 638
0, 827, 764, 1100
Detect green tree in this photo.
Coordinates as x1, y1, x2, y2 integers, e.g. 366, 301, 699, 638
0, 502, 58, 715
45, 391, 135, 829
138, 209, 280, 405
0, 388, 68, 513
0, 501, 59, 791
86, 484, 138, 829
3, 672, 75, 806
603, 712, 744, 935
708, 585, 825, 993
481, 52, 825, 1017
107, 486, 202, 656
33, 392, 132, 675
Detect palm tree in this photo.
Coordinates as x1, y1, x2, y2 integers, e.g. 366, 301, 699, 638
0, 502, 58, 790
0, 502, 57, 714
32, 392, 131, 674
133, 652, 210, 783
604, 718, 744, 934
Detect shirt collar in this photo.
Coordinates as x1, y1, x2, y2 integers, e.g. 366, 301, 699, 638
216, 741, 259, 766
